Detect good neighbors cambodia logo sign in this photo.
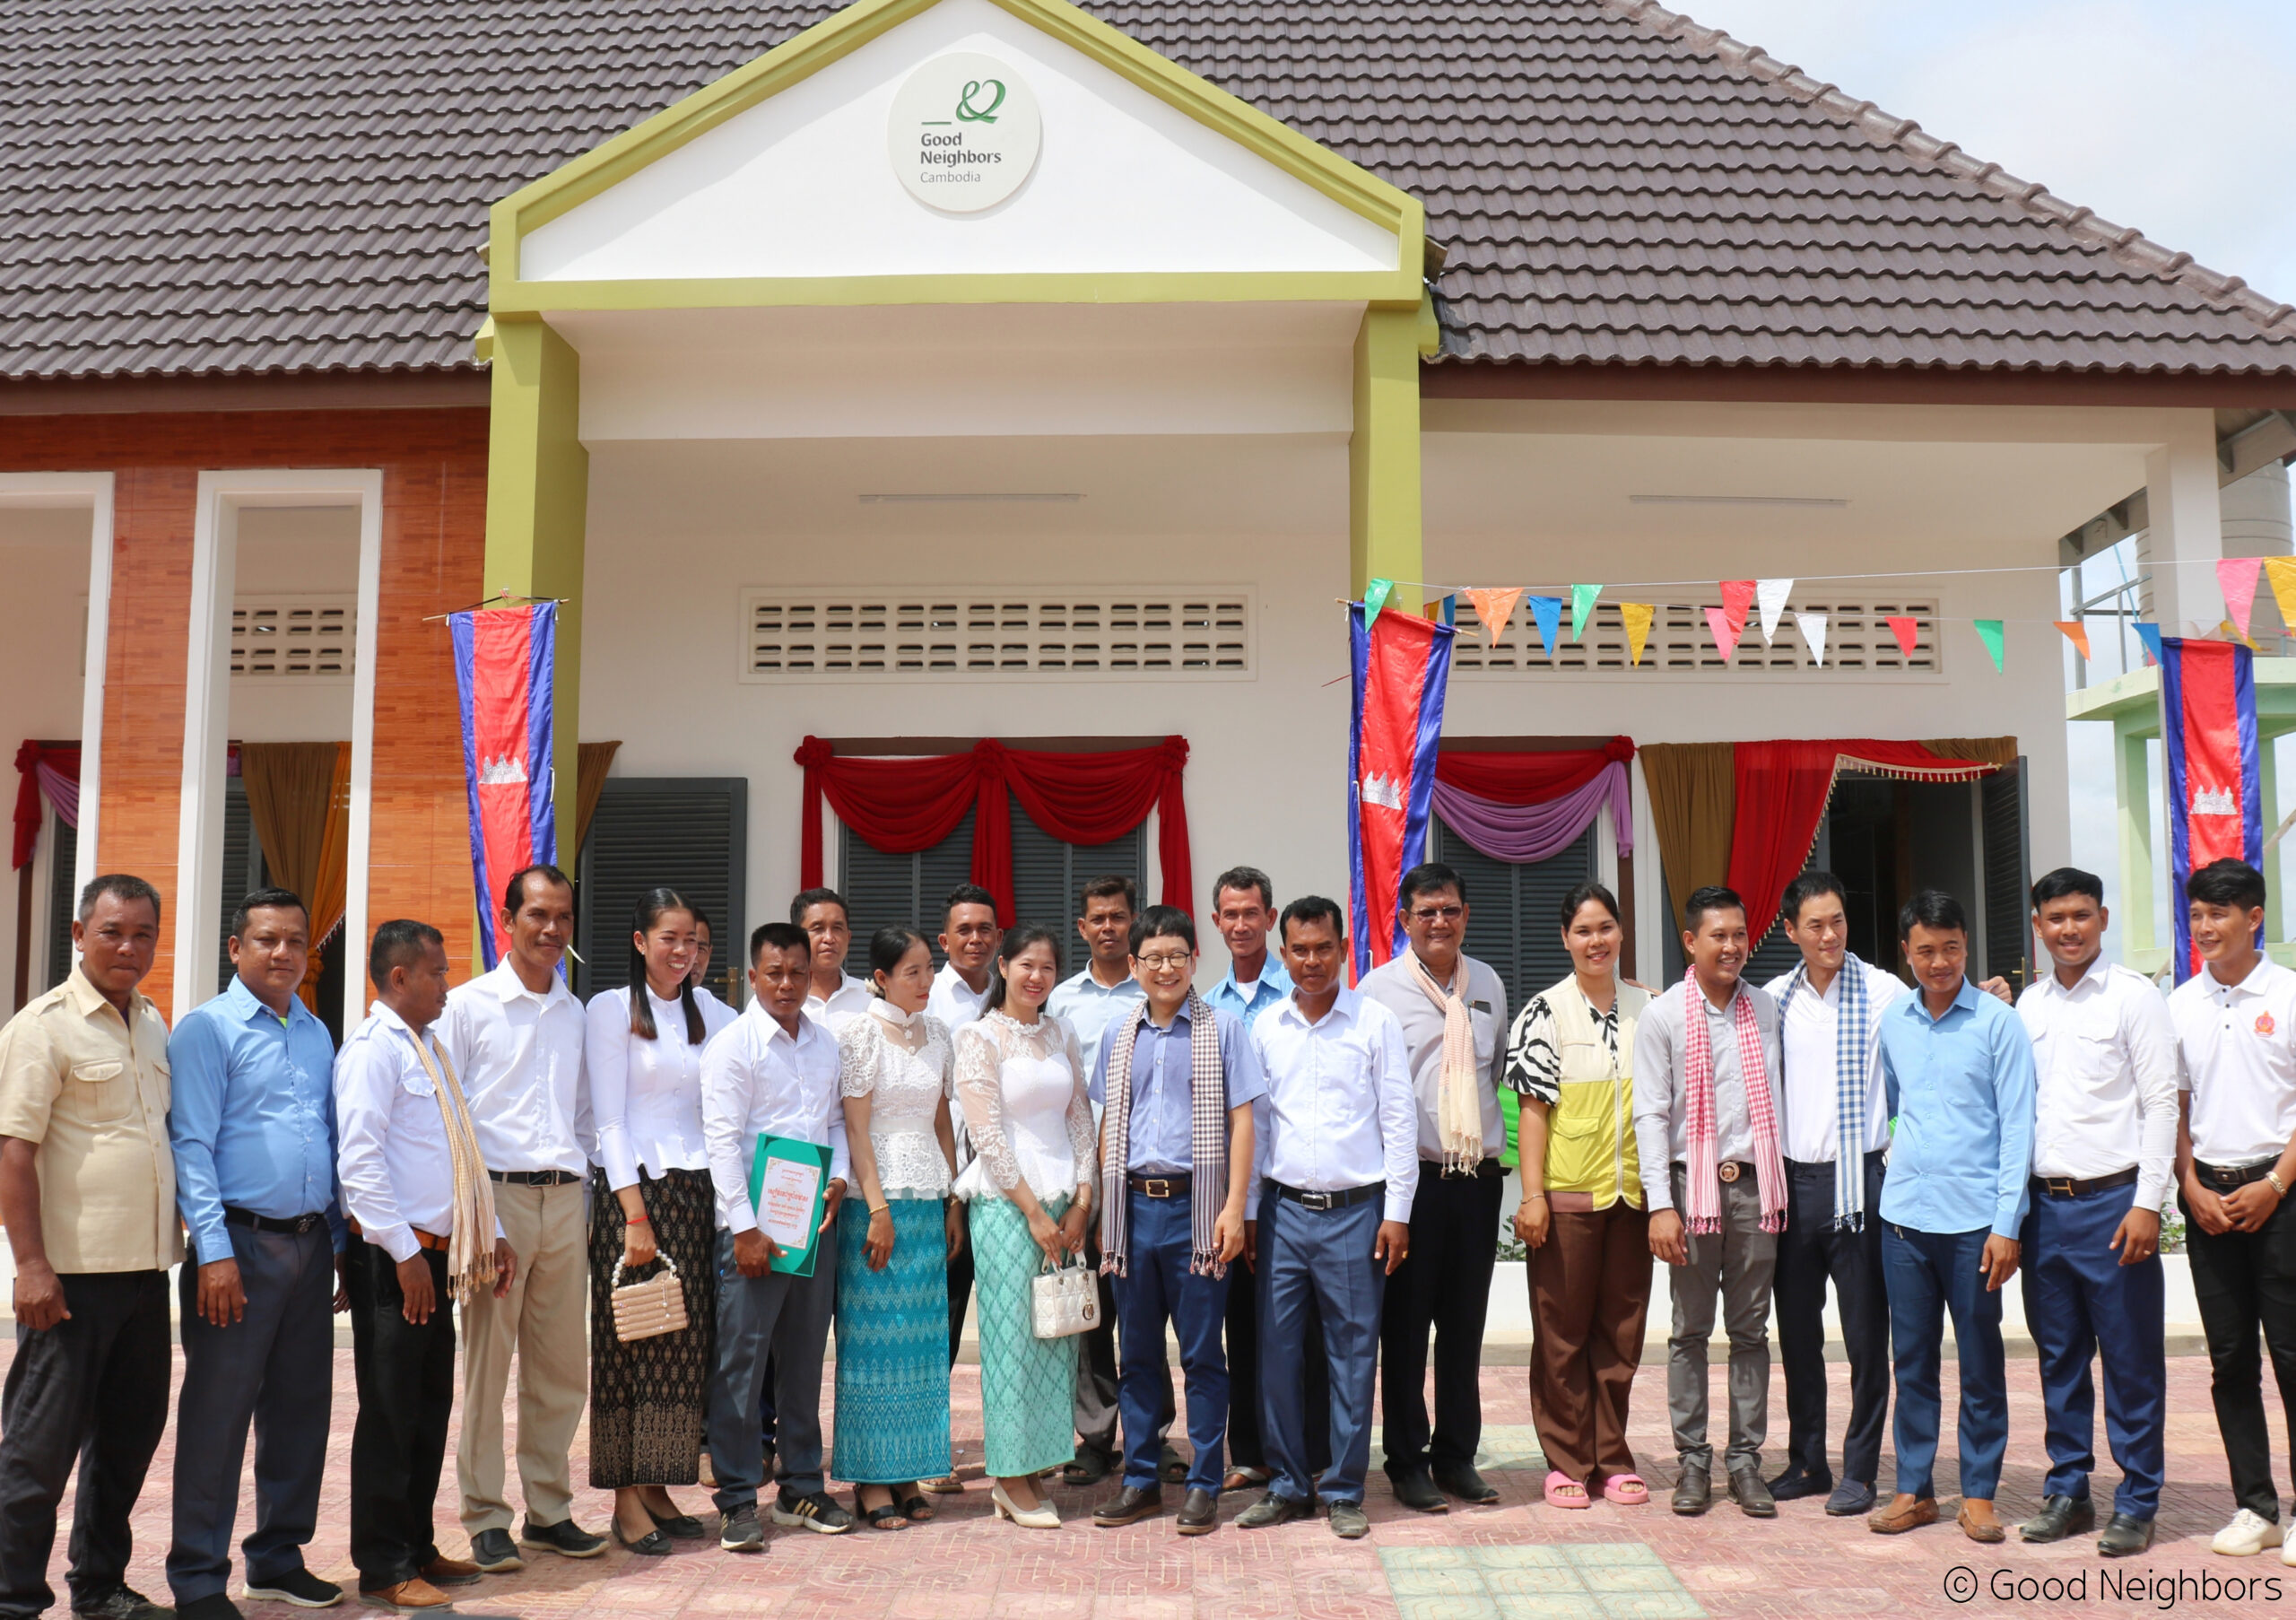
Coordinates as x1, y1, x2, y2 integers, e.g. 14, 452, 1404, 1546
888, 53, 1041, 212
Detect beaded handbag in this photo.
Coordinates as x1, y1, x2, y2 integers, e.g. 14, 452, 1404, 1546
610, 1254, 689, 1343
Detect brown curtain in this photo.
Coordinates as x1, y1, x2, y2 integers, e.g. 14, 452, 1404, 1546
1918, 736, 2020, 769
239, 742, 351, 1011
1639, 742, 1737, 934
576, 741, 622, 856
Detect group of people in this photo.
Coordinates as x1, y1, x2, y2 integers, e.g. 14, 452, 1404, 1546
4, 848, 2296, 1620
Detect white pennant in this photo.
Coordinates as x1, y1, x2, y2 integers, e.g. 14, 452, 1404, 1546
1796, 609, 1829, 666
1756, 578, 1794, 645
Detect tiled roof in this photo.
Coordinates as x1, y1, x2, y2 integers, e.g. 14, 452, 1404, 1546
4, 0, 2292, 381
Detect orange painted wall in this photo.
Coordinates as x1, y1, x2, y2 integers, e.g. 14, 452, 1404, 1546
1, 408, 488, 1008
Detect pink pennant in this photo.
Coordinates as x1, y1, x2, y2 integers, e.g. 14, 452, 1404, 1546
1705, 605, 1744, 664
1718, 579, 1757, 635
1885, 615, 1920, 660
2219, 556, 2264, 641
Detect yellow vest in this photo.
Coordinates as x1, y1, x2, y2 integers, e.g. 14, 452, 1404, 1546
1540, 976, 1648, 1209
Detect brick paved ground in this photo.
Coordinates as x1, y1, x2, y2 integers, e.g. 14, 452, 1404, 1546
9, 1345, 2288, 1619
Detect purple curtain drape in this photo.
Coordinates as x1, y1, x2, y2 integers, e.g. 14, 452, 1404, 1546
35, 762, 77, 830
1430, 760, 1631, 864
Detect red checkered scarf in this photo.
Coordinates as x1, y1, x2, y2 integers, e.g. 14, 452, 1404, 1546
1680, 975, 1787, 1235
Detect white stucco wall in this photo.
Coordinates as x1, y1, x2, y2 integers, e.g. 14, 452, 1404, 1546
0, 505, 94, 1009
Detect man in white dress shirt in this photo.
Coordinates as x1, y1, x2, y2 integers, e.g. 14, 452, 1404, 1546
702, 922, 853, 1551
1237, 896, 1416, 1542
926, 884, 1000, 1032
794, 888, 870, 1032
335, 922, 513, 1613
438, 866, 599, 1572
2013, 867, 2175, 1557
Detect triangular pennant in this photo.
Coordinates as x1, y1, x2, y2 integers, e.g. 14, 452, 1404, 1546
1462, 587, 1524, 649
1795, 610, 1828, 666
1756, 578, 1794, 645
2220, 619, 2257, 652
1362, 579, 1394, 622
2134, 621, 2163, 666
1620, 603, 1655, 666
1718, 579, 1757, 634
1973, 618, 2005, 672
1705, 605, 1744, 664
2054, 621, 2092, 660
2266, 557, 2296, 635
1526, 595, 1562, 658
1570, 583, 1602, 642
2220, 557, 2264, 641
1884, 615, 1921, 660
1436, 593, 1457, 627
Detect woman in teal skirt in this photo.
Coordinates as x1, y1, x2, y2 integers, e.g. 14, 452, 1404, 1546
834, 927, 963, 1529
952, 925, 1098, 1529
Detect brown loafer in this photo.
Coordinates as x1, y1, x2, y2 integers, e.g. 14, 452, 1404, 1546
358, 1579, 452, 1612
418, 1561, 480, 1589
1959, 1498, 2006, 1544
1868, 1493, 1939, 1535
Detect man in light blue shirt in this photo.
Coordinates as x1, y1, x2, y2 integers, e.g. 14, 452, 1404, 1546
1870, 890, 2036, 1546
165, 887, 344, 1619
1204, 866, 1293, 1033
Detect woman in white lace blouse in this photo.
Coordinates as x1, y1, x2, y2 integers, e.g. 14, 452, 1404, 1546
831, 927, 961, 1529
951, 924, 1098, 1529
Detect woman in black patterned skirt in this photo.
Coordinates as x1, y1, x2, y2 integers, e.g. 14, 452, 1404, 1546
585, 888, 739, 1553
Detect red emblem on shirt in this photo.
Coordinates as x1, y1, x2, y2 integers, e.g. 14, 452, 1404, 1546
2259, 1011, 2277, 1037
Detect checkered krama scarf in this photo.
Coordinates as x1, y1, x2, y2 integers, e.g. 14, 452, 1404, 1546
1099, 989, 1229, 1278
1680, 975, 1787, 1235
1774, 957, 1873, 1231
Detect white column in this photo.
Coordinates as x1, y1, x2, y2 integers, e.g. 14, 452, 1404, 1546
2138, 412, 2227, 633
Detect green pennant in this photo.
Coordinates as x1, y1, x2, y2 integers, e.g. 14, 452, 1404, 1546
1362, 579, 1395, 622
1570, 583, 1602, 642
1974, 618, 2005, 672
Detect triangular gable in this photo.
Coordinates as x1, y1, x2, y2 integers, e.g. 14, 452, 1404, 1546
491, 0, 1422, 312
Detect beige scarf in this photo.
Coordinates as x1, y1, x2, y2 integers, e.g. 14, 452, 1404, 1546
407, 1028, 500, 1301
1408, 953, 1484, 1171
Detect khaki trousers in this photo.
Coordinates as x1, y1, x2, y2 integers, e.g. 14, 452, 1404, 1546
458, 1180, 587, 1534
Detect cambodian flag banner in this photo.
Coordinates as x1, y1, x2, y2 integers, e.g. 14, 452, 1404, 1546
2160, 634, 2262, 982
1349, 601, 1455, 980
450, 603, 559, 971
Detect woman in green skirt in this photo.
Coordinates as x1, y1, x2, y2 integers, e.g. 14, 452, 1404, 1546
952, 925, 1098, 1529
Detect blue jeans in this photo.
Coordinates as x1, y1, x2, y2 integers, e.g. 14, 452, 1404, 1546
1882, 1224, 2007, 1500
2021, 1184, 2166, 1518
1114, 1190, 1230, 1494
1257, 1191, 1385, 1506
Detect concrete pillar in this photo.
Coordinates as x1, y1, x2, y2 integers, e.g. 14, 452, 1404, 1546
2136, 412, 2227, 633
1349, 307, 1422, 611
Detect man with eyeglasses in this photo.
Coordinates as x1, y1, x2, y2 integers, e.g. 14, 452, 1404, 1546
1358, 861, 1509, 1512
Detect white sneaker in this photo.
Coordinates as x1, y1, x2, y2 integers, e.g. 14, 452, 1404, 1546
2214, 1508, 2284, 1555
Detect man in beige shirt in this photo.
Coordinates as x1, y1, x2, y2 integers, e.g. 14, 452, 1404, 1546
0, 875, 179, 1620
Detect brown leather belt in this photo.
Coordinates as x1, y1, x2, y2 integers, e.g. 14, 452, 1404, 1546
2197, 1158, 2278, 1191
1128, 1174, 1191, 1198
2030, 1167, 2139, 1199
346, 1217, 448, 1251
1674, 1160, 1756, 1184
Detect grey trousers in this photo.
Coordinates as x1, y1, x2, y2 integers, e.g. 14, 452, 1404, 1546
706, 1231, 834, 1512
169, 1226, 335, 1603
1666, 1166, 1777, 1475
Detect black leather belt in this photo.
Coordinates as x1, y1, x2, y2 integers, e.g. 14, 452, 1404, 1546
2197, 1158, 2278, 1190
2031, 1167, 2139, 1199
1673, 1160, 1756, 1184
1273, 1180, 1382, 1212
489, 1169, 582, 1186
1128, 1174, 1191, 1198
225, 1206, 328, 1236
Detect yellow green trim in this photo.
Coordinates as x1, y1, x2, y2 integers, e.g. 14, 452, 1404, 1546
488, 0, 1423, 309
483, 316, 589, 842
472, 316, 496, 363
1351, 306, 1422, 608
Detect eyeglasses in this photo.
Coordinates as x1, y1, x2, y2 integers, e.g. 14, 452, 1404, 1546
1135, 952, 1193, 971
1408, 905, 1464, 924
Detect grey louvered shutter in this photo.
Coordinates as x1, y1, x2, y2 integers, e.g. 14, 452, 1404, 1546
1981, 759, 2032, 990
215, 778, 264, 991
1009, 794, 1145, 945
1430, 814, 1596, 1012
842, 806, 976, 971
577, 779, 747, 1002
42, 816, 76, 993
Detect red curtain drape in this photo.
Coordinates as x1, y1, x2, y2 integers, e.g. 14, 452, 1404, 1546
1434, 736, 1633, 804
13, 743, 80, 871
1726, 739, 1999, 939
796, 736, 1193, 924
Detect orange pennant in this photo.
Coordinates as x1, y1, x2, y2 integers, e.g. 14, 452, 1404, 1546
2054, 621, 2092, 660
1462, 587, 1524, 649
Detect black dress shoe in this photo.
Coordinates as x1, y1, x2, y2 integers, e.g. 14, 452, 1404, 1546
2019, 1494, 2097, 1544
648, 1508, 707, 1540
1825, 1480, 1877, 1517
1431, 1463, 1500, 1504
1176, 1488, 1218, 1536
1093, 1485, 1164, 1528
1672, 1468, 1711, 1516
1766, 1468, 1833, 1502
2098, 1511, 2156, 1557
1728, 1467, 1777, 1519
519, 1517, 607, 1558
1389, 1470, 1448, 1513
1236, 1492, 1312, 1529
72, 1590, 172, 1620
1328, 1500, 1370, 1539
612, 1520, 672, 1556
176, 1598, 239, 1620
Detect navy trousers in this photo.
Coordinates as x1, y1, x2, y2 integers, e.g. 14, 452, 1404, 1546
2020, 1183, 2166, 1519
1257, 1191, 1385, 1507
1113, 1191, 1229, 1494
169, 1227, 336, 1602
1882, 1224, 2007, 1500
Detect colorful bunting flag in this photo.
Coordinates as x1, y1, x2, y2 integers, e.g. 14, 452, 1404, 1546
1570, 584, 1602, 642
1526, 595, 1562, 658
1795, 610, 1828, 666
1884, 615, 1921, 661
1621, 603, 1656, 666
1361, 579, 1395, 621
450, 602, 561, 971
2135, 621, 2163, 665
1349, 605, 1455, 979
2267, 557, 2296, 636
1973, 619, 2005, 672
2220, 619, 2257, 652
1462, 587, 1524, 649
1719, 579, 1757, 635
2220, 557, 2264, 642
1755, 578, 1794, 645
2054, 621, 2092, 660
1705, 605, 1744, 664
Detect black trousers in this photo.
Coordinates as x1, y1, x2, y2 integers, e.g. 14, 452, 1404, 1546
0, 1270, 170, 1619
2185, 1184, 2296, 1519
1378, 1161, 1503, 1479
346, 1241, 456, 1589
1773, 1153, 1890, 1486
1225, 1244, 1329, 1475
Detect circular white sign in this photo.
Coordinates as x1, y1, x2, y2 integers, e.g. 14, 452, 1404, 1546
887, 53, 1041, 213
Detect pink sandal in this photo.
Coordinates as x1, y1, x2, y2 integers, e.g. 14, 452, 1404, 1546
1543, 1470, 1592, 1510
1599, 1472, 1650, 1506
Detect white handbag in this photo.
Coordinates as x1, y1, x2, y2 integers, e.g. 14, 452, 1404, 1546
1031, 1254, 1100, 1340
610, 1253, 690, 1343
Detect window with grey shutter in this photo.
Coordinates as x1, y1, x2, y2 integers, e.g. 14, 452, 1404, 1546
42, 816, 76, 994
1981, 759, 2031, 990
576, 778, 747, 1003
1010, 800, 1145, 946
215, 777, 264, 992
1429, 815, 1596, 1011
